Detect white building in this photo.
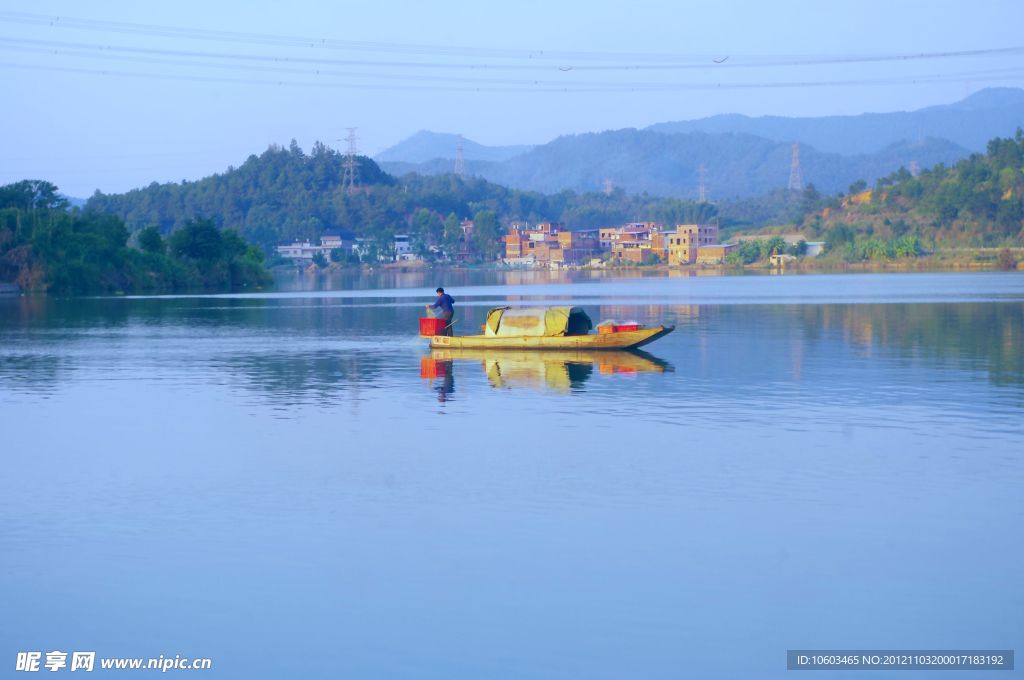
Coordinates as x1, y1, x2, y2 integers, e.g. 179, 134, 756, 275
275, 231, 356, 263
350, 235, 422, 263
805, 241, 827, 257
275, 239, 322, 262
394, 234, 417, 261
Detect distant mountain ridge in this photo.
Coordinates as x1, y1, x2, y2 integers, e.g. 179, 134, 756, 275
378, 88, 1024, 163
646, 88, 1024, 155
381, 131, 969, 199
376, 88, 1023, 197
375, 130, 533, 164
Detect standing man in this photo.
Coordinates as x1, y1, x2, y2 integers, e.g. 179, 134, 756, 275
426, 287, 455, 336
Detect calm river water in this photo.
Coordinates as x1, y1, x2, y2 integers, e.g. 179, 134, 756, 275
1, 271, 1022, 678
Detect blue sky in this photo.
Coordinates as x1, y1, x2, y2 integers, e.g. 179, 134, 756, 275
3, 0, 1023, 196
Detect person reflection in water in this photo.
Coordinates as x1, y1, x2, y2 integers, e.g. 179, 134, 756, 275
435, 364, 455, 403
425, 287, 455, 336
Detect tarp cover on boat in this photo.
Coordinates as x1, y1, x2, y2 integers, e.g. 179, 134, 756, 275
484, 306, 593, 337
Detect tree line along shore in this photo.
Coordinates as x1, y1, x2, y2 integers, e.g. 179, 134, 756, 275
2, 131, 1022, 294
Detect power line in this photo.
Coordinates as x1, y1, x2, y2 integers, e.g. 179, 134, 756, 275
1, 11, 1022, 69
3, 58, 1023, 93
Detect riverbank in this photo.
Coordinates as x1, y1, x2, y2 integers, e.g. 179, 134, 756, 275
274, 247, 1024, 279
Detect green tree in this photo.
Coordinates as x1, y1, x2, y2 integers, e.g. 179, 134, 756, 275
137, 226, 165, 254
470, 210, 502, 261
410, 208, 444, 257
892, 235, 921, 258
442, 212, 462, 259
0, 182, 270, 293
762, 236, 787, 258
825, 223, 856, 248
859, 238, 892, 261
0, 180, 68, 211
736, 240, 762, 264
169, 218, 224, 262
724, 250, 745, 266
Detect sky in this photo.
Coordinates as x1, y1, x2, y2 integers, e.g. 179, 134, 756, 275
3, 0, 1024, 197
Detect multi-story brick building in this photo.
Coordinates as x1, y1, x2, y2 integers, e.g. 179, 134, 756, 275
599, 222, 659, 249
503, 222, 598, 266
505, 220, 721, 267
666, 223, 719, 265
606, 222, 664, 263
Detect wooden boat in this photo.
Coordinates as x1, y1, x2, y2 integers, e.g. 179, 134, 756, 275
425, 306, 673, 350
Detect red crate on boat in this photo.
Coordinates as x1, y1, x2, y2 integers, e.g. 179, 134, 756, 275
419, 317, 448, 336
614, 323, 640, 333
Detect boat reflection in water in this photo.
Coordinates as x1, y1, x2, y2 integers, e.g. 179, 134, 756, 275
421, 349, 671, 395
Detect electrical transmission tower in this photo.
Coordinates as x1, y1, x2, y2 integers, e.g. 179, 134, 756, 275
909, 160, 920, 177
788, 143, 803, 191
342, 127, 359, 193
602, 178, 614, 195
454, 134, 466, 177
698, 163, 707, 202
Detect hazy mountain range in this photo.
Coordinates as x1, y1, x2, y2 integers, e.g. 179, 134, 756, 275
377, 88, 1024, 198
375, 131, 532, 164
646, 87, 1024, 154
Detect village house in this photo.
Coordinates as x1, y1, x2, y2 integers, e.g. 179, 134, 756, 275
598, 223, 665, 263
666, 223, 719, 265
696, 242, 737, 264
503, 222, 599, 267
505, 220, 724, 267
320, 231, 355, 252
599, 222, 659, 249
394, 234, 415, 261
275, 239, 320, 262
276, 231, 357, 263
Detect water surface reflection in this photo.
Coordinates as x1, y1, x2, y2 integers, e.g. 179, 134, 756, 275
425, 349, 671, 394
1, 272, 1022, 680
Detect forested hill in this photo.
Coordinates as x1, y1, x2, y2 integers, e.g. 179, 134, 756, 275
84, 141, 719, 252
83, 133, 1024, 255
806, 131, 1024, 247
87, 141, 393, 249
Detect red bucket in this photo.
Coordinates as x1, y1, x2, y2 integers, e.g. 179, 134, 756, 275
419, 317, 448, 336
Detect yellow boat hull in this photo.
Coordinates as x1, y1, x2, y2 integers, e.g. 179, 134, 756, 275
428, 325, 674, 350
